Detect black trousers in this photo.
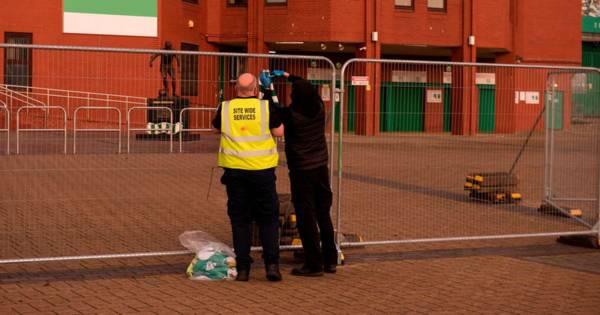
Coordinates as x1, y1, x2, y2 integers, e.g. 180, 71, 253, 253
289, 165, 337, 269
221, 168, 280, 271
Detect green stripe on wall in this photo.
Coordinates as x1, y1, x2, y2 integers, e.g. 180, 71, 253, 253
64, 0, 157, 17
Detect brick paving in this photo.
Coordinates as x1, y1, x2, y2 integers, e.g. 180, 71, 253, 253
1, 241, 600, 314
0, 129, 599, 313
1, 131, 597, 260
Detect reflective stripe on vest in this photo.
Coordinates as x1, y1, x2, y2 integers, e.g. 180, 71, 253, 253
219, 147, 278, 158
218, 98, 278, 170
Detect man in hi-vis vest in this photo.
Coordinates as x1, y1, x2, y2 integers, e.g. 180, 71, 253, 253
212, 73, 284, 282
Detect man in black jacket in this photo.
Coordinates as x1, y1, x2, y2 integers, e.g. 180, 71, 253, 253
262, 71, 338, 276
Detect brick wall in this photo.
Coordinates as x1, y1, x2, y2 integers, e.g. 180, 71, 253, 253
515, 0, 581, 65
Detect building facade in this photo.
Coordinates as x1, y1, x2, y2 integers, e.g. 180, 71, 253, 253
0, 0, 584, 135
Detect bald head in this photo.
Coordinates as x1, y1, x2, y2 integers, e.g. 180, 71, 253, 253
236, 73, 258, 97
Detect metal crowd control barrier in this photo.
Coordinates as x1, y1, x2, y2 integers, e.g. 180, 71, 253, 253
0, 43, 336, 265
337, 58, 600, 248
178, 107, 216, 152
2, 42, 598, 267
544, 71, 600, 234
73, 106, 122, 154
127, 106, 173, 153
16, 105, 67, 154
1, 84, 147, 113
0, 101, 8, 154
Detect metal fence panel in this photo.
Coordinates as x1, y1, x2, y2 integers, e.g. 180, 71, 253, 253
337, 59, 599, 246
0, 44, 336, 263
545, 71, 600, 232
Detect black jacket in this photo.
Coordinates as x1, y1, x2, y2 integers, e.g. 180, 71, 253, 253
275, 75, 329, 171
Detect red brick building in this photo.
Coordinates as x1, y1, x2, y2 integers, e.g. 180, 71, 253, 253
0, 0, 583, 135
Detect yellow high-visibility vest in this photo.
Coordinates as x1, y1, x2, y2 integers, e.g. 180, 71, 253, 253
218, 98, 278, 170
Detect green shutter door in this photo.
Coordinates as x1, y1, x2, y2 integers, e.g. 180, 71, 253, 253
379, 85, 387, 132
334, 84, 355, 133
346, 85, 356, 132
218, 56, 225, 99
581, 43, 600, 116
443, 86, 452, 132
380, 84, 424, 132
545, 91, 564, 130
478, 85, 496, 133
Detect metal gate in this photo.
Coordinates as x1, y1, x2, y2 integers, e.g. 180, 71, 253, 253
0, 44, 336, 264
544, 71, 600, 234
337, 59, 600, 247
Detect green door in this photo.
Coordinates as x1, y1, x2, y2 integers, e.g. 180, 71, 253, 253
581, 43, 600, 116
333, 84, 355, 133
380, 84, 424, 132
478, 85, 496, 133
218, 56, 225, 100
545, 91, 564, 130
443, 86, 452, 132
346, 85, 355, 132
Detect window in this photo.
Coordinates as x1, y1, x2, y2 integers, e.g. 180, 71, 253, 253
227, 0, 247, 6
395, 0, 413, 10
427, 0, 446, 11
228, 57, 246, 81
4, 32, 32, 88
266, 0, 287, 4
180, 43, 199, 96
182, 0, 198, 4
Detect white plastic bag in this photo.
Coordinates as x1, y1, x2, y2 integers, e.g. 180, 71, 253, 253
179, 231, 237, 280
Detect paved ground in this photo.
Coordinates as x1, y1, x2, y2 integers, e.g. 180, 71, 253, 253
0, 127, 599, 313
1, 239, 600, 314
1, 129, 598, 259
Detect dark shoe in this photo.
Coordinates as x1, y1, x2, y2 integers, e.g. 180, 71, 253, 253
265, 264, 282, 281
236, 269, 249, 281
291, 265, 324, 277
324, 264, 337, 274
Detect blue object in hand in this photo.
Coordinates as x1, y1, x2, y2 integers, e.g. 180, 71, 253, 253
271, 70, 285, 77
259, 71, 272, 87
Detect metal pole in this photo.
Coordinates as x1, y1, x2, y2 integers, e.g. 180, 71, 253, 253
169, 109, 173, 153
118, 109, 122, 154
337, 231, 597, 248
125, 96, 129, 150
543, 77, 553, 200
62, 108, 67, 154
548, 79, 556, 200
86, 94, 91, 121
127, 108, 131, 153
5, 109, 8, 155
0, 243, 308, 265
45, 92, 50, 129
16, 107, 20, 154
336, 60, 350, 247
73, 108, 78, 154
329, 67, 336, 186
0, 43, 337, 66
1, 106, 8, 155
179, 109, 184, 153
